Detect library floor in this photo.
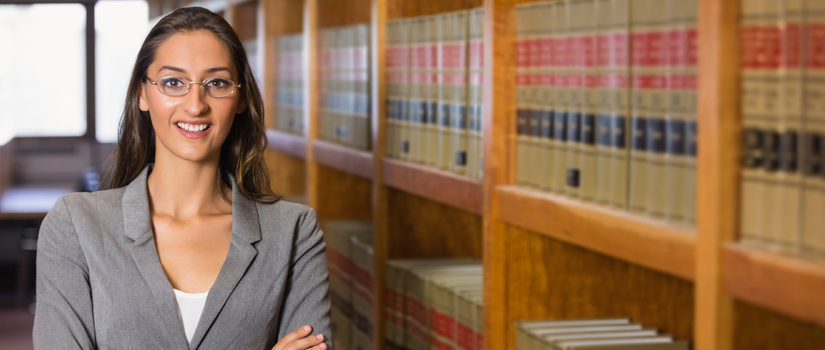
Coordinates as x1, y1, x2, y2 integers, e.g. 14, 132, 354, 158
0, 263, 34, 350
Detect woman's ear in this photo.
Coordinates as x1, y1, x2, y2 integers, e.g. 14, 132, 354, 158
234, 98, 248, 115
138, 83, 150, 112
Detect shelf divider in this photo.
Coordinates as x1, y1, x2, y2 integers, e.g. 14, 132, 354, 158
266, 129, 307, 159
382, 158, 483, 215
312, 140, 374, 180
723, 244, 825, 328
497, 185, 696, 281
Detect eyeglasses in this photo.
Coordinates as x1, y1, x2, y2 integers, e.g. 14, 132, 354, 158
147, 76, 242, 98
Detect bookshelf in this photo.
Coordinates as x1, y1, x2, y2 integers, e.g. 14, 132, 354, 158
144, 0, 825, 348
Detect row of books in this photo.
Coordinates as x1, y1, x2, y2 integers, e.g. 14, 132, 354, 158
385, 259, 483, 350
320, 24, 372, 150
385, 8, 485, 181
739, 0, 825, 257
514, 0, 698, 225
516, 318, 688, 350
275, 34, 306, 135
323, 221, 374, 350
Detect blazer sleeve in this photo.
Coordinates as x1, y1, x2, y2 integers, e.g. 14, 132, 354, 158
33, 196, 96, 349
277, 208, 333, 347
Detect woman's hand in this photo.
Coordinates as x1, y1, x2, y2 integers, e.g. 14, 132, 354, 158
271, 325, 327, 350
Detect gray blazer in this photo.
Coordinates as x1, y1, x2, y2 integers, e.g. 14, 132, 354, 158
33, 167, 332, 349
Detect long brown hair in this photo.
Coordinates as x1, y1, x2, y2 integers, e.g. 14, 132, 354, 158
105, 7, 278, 204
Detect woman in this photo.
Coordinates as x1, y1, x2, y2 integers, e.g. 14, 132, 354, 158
33, 7, 331, 349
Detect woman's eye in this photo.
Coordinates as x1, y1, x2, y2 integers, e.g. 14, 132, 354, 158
162, 78, 185, 88
207, 79, 230, 88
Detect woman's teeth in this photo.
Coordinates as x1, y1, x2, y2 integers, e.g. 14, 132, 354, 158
176, 122, 210, 132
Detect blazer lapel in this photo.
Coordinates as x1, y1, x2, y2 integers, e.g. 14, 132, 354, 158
188, 178, 261, 350
122, 167, 190, 348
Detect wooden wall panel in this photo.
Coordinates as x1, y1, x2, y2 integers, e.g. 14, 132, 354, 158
265, 149, 306, 196
232, 0, 258, 40
318, 0, 371, 27
387, 0, 483, 20
387, 188, 482, 260
733, 300, 825, 350
505, 225, 694, 349
315, 165, 372, 221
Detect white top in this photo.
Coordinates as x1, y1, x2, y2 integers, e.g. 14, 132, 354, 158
173, 288, 209, 343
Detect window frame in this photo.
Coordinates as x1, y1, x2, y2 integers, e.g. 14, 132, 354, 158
5, 0, 99, 143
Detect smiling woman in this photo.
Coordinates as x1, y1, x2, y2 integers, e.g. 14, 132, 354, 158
32, 7, 332, 350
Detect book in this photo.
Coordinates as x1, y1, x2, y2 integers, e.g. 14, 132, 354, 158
426, 274, 483, 349
467, 8, 485, 181
323, 221, 355, 350
564, 0, 587, 198
516, 3, 535, 187
739, 0, 783, 247
802, 0, 825, 256
453, 286, 483, 350
551, 0, 571, 194
580, 0, 600, 203
441, 11, 470, 176
629, 0, 667, 215
349, 230, 375, 350
422, 15, 440, 167
772, 0, 805, 252
557, 338, 687, 350
384, 259, 478, 350
536, 2, 557, 192
353, 24, 372, 151
663, 0, 697, 223
517, 319, 634, 350
387, 19, 407, 159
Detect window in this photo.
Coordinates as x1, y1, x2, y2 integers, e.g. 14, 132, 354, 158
0, 4, 87, 137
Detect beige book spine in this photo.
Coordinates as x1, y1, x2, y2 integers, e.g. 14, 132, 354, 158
468, 8, 485, 181
565, 0, 585, 198
525, 5, 542, 188
386, 21, 397, 158
642, 0, 670, 218
346, 26, 358, 148
740, 0, 783, 247
593, 0, 612, 205
537, 2, 557, 192
436, 13, 450, 172
774, 0, 805, 252
661, 0, 697, 223
400, 19, 413, 162
447, 11, 470, 175
350, 234, 374, 349
552, 1, 570, 194
628, 0, 665, 214
606, 0, 630, 210
516, 4, 532, 187
802, 0, 825, 256
423, 15, 439, 167
580, 0, 599, 203
324, 225, 353, 350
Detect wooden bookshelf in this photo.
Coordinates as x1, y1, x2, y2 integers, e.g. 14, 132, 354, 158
312, 140, 374, 179
382, 158, 483, 215
145, 0, 825, 349
498, 185, 696, 281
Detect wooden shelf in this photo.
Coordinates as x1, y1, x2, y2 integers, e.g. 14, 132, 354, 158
266, 129, 307, 159
381, 158, 483, 215
311, 140, 374, 180
497, 185, 696, 281
723, 244, 825, 328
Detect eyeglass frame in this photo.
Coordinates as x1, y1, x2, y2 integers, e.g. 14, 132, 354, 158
145, 76, 243, 98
